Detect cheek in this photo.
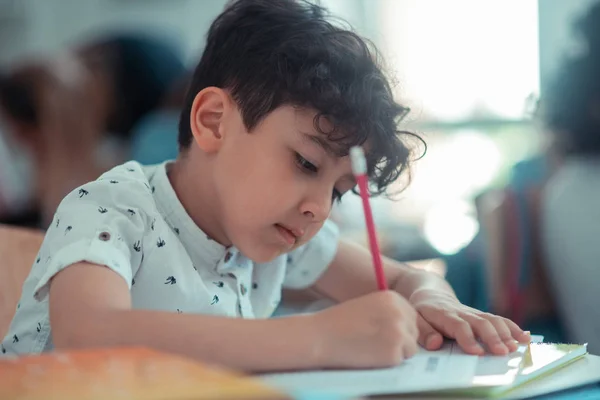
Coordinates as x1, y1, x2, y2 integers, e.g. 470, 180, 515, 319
213, 160, 282, 226
297, 222, 326, 247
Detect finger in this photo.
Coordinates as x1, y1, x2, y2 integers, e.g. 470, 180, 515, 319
503, 317, 530, 343
399, 300, 419, 340
403, 330, 420, 359
483, 314, 519, 352
443, 314, 484, 355
417, 315, 444, 350
464, 315, 508, 355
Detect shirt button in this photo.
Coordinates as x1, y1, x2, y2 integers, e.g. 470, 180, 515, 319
99, 232, 111, 241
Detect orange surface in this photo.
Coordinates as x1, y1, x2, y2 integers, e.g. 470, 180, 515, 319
0, 347, 287, 400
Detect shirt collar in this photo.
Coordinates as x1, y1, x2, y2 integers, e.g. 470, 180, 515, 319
150, 161, 230, 268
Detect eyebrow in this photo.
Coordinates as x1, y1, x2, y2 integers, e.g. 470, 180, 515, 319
300, 131, 340, 158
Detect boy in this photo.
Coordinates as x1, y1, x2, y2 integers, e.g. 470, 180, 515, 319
2, 0, 528, 371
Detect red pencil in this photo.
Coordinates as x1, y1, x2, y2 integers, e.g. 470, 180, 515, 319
350, 146, 388, 291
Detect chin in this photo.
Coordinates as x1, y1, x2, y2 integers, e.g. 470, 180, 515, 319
237, 243, 285, 264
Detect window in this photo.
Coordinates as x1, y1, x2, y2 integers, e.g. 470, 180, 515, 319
333, 0, 542, 256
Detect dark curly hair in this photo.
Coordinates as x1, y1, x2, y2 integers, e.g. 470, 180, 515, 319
178, 0, 424, 196
541, 1, 600, 155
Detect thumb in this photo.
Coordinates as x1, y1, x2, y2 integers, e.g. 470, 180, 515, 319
417, 314, 444, 350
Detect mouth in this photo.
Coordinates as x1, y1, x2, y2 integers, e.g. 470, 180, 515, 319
275, 224, 304, 246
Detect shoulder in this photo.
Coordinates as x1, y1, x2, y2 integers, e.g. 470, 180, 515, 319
58, 161, 158, 217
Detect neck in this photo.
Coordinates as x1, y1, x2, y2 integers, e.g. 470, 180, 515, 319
168, 150, 231, 247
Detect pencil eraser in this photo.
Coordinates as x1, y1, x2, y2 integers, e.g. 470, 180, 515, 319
350, 146, 367, 175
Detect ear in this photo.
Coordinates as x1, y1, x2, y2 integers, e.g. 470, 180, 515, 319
189, 87, 230, 153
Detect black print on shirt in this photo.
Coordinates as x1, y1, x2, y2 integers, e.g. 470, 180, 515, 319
127, 168, 135, 172
211, 295, 219, 305
157, 237, 166, 248
133, 241, 142, 252
12, 334, 18, 343
98, 206, 108, 214
56, 218, 60, 228
110, 180, 119, 184
165, 276, 176, 285
252, 282, 258, 290
214, 281, 224, 288
36, 323, 41, 333
78, 188, 89, 198
151, 218, 156, 231
127, 209, 136, 216
64, 226, 72, 235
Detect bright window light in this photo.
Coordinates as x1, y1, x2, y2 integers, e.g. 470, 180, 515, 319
376, 0, 539, 121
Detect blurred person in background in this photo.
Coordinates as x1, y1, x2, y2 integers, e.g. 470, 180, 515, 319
539, 0, 600, 354
0, 32, 187, 229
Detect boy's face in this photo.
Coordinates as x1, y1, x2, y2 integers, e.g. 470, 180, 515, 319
208, 103, 356, 263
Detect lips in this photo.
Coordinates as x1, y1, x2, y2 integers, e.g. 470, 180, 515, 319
275, 224, 304, 246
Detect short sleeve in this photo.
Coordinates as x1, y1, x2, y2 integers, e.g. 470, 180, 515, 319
283, 219, 340, 289
32, 163, 152, 301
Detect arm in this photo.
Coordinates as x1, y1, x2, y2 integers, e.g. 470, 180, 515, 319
312, 238, 529, 355
312, 238, 454, 303
49, 262, 322, 372
50, 261, 424, 371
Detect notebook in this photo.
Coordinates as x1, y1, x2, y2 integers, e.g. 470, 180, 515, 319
260, 339, 588, 398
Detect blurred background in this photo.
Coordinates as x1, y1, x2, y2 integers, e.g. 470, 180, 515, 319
1, 0, 599, 351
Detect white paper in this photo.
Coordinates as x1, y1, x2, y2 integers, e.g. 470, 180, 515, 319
260, 341, 529, 398
260, 342, 478, 397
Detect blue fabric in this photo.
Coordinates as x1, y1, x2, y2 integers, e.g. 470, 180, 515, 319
443, 232, 490, 312
529, 382, 600, 399
130, 110, 180, 165
506, 157, 565, 341
508, 156, 549, 290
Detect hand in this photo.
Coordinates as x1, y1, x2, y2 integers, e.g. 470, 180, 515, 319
310, 291, 419, 369
409, 289, 530, 355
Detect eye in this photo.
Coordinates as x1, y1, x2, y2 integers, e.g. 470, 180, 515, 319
332, 188, 343, 204
295, 153, 318, 174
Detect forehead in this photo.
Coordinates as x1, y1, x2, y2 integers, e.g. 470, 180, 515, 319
253, 105, 372, 161
290, 107, 363, 158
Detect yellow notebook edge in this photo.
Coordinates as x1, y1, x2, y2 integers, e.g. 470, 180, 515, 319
409, 344, 588, 399
489, 344, 589, 399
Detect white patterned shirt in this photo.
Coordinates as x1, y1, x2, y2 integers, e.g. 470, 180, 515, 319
1, 161, 339, 356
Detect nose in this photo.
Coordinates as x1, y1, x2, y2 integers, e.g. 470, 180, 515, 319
299, 186, 332, 223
